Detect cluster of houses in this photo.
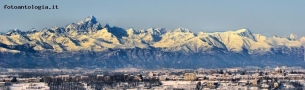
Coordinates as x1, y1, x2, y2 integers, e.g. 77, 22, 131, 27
0, 67, 304, 89
142, 67, 305, 89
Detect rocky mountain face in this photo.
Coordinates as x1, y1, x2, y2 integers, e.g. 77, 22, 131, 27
0, 16, 305, 69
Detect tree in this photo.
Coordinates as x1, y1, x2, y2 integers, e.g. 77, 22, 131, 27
40, 78, 44, 82
196, 82, 202, 90
241, 71, 246, 75
219, 70, 224, 74
11, 77, 17, 82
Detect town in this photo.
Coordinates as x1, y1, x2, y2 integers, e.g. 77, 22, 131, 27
0, 66, 305, 90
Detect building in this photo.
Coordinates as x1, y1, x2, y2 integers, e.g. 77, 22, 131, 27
184, 73, 196, 81
148, 72, 154, 78
9, 83, 50, 90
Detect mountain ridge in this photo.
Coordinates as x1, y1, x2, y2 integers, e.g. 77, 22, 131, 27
0, 16, 304, 68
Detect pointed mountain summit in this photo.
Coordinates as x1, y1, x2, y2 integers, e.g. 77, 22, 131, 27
289, 33, 297, 40
173, 28, 191, 33
147, 28, 167, 35
234, 28, 256, 41
66, 15, 102, 32
76, 15, 98, 25
6, 28, 22, 35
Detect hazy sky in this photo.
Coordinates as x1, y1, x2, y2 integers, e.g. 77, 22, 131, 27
1, 0, 305, 37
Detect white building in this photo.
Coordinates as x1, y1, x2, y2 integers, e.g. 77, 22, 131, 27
9, 83, 50, 90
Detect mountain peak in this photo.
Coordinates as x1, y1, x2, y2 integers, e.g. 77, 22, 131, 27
30, 28, 36, 31
235, 28, 250, 33
77, 15, 98, 25
173, 27, 190, 32
233, 28, 256, 41
88, 15, 95, 18
86, 15, 96, 21
147, 28, 167, 35
14, 28, 21, 31
289, 33, 297, 40
6, 28, 22, 35
70, 15, 102, 32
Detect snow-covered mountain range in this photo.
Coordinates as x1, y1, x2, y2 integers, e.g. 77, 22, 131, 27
0, 16, 304, 68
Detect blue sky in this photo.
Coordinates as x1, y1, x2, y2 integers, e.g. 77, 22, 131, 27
1, 0, 305, 37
